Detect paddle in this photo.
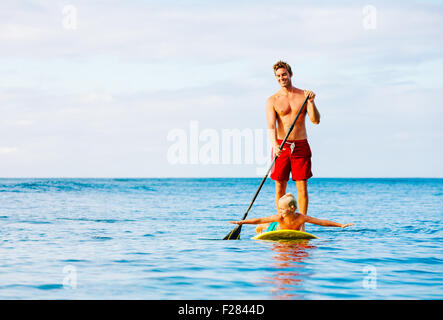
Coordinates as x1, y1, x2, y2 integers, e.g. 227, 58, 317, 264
223, 95, 310, 240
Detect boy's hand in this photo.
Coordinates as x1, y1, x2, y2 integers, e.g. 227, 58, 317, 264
341, 223, 354, 228
229, 221, 243, 225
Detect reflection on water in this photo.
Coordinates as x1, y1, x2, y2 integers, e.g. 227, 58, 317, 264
265, 240, 317, 299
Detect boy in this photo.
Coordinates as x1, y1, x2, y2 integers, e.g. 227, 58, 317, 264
229, 193, 353, 234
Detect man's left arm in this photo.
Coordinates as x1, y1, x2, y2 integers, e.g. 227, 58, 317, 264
304, 90, 320, 124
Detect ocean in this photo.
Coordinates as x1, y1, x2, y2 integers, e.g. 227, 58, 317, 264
0, 178, 442, 299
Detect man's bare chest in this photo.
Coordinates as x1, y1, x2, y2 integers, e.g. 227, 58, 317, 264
274, 95, 305, 117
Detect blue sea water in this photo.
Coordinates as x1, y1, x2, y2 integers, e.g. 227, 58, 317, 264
0, 178, 442, 299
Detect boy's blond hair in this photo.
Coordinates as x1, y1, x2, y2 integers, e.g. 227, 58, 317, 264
279, 193, 297, 209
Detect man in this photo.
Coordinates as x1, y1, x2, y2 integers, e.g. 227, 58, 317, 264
229, 193, 353, 232
266, 60, 320, 231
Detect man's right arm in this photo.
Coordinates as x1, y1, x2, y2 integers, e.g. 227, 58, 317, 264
266, 97, 281, 156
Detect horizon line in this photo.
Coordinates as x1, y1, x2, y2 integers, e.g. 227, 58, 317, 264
0, 176, 442, 179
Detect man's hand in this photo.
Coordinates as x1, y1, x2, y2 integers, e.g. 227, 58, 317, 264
304, 90, 320, 124
273, 144, 282, 157
304, 90, 316, 102
340, 223, 354, 228
229, 221, 243, 225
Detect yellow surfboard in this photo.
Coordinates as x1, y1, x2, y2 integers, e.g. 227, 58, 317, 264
252, 229, 317, 241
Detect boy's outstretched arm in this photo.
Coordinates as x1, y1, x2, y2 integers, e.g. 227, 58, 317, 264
229, 215, 279, 225
303, 215, 354, 228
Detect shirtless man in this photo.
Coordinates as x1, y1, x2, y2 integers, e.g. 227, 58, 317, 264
266, 61, 320, 231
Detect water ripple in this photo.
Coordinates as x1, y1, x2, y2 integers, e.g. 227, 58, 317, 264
0, 178, 442, 299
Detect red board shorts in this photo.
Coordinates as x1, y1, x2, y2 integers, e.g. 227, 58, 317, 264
270, 139, 313, 181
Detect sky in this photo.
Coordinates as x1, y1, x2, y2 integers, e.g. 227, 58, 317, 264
0, 0, 442, 178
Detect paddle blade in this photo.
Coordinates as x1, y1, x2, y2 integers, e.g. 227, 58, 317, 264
223, 225, 242, 240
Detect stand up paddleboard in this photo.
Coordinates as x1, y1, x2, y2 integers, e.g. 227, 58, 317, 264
252, 229, 317, 241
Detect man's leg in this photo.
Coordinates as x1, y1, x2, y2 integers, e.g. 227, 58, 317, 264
275, 180, 287, 210
295, 179, 308, 231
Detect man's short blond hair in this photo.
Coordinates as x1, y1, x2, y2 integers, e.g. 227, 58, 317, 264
273, 60, 293, 76
279, 193, 297, 209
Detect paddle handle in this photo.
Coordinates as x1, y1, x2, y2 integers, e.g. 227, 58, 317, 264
240, 95, 310, 221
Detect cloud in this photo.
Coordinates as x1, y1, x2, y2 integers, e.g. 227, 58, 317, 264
80, 92, 114, 104
0, 0, 442, 177
1, 1, 440, 61
0, 147, 18, 154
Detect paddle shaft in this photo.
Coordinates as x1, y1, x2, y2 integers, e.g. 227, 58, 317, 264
223, 95, 310, 240
238, 95, 310, 221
